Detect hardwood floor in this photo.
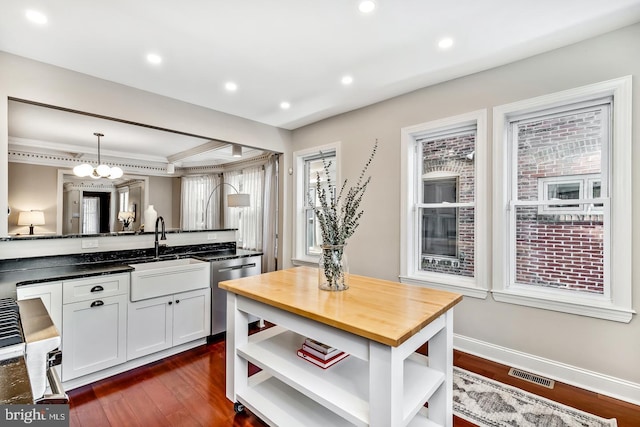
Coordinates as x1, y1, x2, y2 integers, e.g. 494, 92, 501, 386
68, 338, 640, 426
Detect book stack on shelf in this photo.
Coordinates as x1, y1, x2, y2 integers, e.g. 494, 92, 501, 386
297, 338, 349, 369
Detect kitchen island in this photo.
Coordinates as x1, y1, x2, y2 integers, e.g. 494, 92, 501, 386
221, 266, 462, 427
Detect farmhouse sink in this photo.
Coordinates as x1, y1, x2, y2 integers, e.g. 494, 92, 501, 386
129, 258, 210, 301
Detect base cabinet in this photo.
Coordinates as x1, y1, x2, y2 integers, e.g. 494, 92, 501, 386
61, 274, 129, 382
62, 293, 128, 381
127, 288, 210, 360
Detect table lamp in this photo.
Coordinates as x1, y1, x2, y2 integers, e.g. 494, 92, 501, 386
18, 210, 45, 235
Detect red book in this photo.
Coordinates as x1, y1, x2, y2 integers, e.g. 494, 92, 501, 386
297, 348, 349, 369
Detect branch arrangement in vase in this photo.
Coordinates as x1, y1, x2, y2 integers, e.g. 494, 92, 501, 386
313, 139, 378, 246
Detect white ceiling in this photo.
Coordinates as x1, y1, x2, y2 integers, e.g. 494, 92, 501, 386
2, 0, 640, 163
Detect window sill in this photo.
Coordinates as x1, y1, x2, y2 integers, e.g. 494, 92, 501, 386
291, 258, 318, 268
491, 287, 634, 323
399, 275, 488, 299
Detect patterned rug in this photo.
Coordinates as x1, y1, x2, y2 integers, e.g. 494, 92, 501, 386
453, 367, 618, 427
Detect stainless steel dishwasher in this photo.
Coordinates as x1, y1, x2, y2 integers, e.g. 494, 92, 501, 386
210, 256, 262, 336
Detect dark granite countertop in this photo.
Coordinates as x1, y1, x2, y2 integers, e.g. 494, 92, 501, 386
0, 243, 263, 290
0, 356, 33, 404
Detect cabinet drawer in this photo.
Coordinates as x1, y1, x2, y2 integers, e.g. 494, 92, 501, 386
17, 282, 63, 333
63, 274, 129, 304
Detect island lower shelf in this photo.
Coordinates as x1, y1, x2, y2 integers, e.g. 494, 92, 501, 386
238, 372, 440, 427
238, 326, 445, 426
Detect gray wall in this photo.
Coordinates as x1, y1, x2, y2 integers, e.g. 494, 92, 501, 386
0, 51, 293, 263
290, 23, 640, 393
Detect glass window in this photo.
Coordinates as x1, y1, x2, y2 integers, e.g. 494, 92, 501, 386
493, 76, 633, 322
511, 102, 608, 294
293, 143, 341, 265
400, 109, 488, 298
304, 153, 336, 256
422, 178, 458, 258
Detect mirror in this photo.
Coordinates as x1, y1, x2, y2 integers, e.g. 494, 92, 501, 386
7, 98, 270, 237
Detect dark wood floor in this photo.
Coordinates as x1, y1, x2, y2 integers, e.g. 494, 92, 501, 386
68, 338, 640, 426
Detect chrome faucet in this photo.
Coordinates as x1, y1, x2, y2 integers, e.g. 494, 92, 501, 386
154, 216, 166, 259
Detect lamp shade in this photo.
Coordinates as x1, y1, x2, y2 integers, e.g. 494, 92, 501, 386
227, 193, 250, 207
18, 210, 45, 235
18, 210, 45, 226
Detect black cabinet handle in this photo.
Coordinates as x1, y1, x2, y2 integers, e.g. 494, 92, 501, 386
90, 285, 104, 293
175, 299, 180, 304
90, 300, 104, 308
168, 301, 172, 305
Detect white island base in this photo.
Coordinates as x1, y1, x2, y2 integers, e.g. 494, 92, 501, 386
222, 267, 461, 427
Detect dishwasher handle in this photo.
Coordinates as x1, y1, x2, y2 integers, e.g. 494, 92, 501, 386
35, 367, 68, 404
217, 263, 256, 273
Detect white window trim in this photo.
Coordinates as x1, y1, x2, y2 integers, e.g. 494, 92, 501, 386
400, 109, 489, 299
292, 142, 342, 266
493, 76, 634, 322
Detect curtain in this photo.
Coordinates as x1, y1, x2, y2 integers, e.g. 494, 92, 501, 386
261, 154, 278, 272
181, 174, 221, 230
240, 166, 264, 251
82, 196, 99, 234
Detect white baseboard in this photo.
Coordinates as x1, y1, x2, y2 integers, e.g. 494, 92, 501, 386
454, 333, 640, 406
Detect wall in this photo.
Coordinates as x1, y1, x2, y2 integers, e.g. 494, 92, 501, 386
290, 23, 640, 401
8, 162, 57, 235
0, 51, 293, 264
148, 175, 177, 229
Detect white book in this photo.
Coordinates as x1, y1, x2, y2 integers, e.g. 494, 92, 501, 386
303, 337, 338, 355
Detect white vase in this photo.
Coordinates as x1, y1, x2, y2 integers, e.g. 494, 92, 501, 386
144, 205, 157, 231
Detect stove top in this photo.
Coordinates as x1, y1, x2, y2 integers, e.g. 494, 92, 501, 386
0, 298, 24, 360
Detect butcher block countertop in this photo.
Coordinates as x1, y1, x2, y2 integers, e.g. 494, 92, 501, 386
219, 266, 462, 347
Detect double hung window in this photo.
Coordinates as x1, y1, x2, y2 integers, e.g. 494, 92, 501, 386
493, 77, 633, 322
400, 111, 488, 298
293, 143, 340, 265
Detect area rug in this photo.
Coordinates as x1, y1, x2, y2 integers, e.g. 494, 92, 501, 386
453, 367, 617, 427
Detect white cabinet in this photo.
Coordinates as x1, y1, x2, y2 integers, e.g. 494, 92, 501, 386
127, 288, 210, 360
17, 281, 63, 333
61, 274, 129, 382
172, 288, 211, 346
127, 295, 172, 359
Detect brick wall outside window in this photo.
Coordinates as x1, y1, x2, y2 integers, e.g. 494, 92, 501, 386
515, 110, 604, 293
421, 133, 475, 277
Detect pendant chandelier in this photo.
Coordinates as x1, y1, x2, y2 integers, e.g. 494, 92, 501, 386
73, 132, 124, 179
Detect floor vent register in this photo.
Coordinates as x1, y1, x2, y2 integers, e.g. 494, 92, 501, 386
508, 367, 555, 389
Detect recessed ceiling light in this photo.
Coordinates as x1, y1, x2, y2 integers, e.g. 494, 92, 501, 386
146, 53, 162, 65
280, 102, 291, 110
25, 9, 47, 25
438, 37, 454, 50
341, 75, 354, 85
359, 1, 376, 13
225, 82, 238, 92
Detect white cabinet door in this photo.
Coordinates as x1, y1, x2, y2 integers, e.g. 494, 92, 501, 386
172, 288, 211, 347
17, 282, 63, 333
127, 295, 173, 360
62, 294, 127, 381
